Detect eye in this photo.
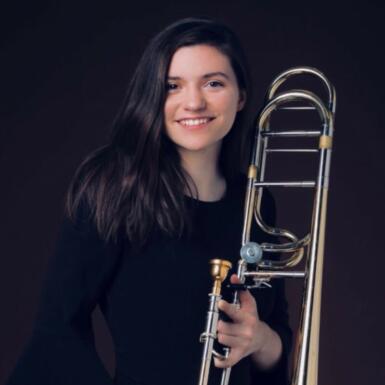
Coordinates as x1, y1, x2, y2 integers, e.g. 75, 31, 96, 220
206, 80, 224, 88
166, 83, 179, 92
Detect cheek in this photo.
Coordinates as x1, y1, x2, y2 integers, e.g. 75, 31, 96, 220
164, 94, 181, 116
164, 99, 174, 121
163, 100, 180, 141
212, 91, 240, 113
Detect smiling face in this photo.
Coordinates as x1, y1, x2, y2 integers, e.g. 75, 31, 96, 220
164, 44, 244, 160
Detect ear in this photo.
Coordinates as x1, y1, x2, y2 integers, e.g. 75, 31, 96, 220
237, 90, 246, 111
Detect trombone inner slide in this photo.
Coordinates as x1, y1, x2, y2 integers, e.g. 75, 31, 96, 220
198, 260, 232, 385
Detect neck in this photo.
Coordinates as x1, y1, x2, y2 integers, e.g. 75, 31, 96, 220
179, 145, 226, 202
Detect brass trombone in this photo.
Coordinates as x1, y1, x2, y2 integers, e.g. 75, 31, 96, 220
198, 67, 336, 385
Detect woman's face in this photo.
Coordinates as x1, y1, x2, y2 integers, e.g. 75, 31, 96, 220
164, 44, 244, 158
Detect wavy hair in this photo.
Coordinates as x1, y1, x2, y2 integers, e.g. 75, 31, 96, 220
65, 17, 253, 247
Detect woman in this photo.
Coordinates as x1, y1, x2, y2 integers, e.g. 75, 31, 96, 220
7, 18, 292, 385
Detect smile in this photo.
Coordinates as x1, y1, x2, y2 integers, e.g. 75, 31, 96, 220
178, 117, 215, 127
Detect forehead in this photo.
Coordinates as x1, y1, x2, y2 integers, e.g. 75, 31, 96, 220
167, 44, 235, 79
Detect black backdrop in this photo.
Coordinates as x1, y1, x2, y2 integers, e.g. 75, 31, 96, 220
1, 1, 384, 384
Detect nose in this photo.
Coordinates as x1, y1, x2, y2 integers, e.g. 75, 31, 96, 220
183, 86, 206, 111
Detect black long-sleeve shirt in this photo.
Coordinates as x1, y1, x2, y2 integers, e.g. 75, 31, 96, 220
7, 175, 292, 385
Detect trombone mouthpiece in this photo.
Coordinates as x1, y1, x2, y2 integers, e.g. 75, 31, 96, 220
209, 259, 232, 296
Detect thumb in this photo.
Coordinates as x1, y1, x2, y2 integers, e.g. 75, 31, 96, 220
230, 274, 258, 315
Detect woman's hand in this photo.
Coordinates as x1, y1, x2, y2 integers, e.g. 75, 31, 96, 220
214, 274, 282, 370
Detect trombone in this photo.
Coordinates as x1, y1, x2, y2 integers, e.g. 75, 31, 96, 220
198, 67, 336, 385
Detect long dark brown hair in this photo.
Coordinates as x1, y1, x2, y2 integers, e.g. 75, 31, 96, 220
66, 17, 253, 247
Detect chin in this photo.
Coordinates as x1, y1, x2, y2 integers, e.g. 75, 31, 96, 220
177, 140, 221, 154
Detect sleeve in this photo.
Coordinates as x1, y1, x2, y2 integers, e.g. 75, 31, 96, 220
6, 200, 123, 385
249, 279, 292, 385
249, 189, 293, 385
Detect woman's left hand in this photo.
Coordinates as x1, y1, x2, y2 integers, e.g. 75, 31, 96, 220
214, 274, 278, 369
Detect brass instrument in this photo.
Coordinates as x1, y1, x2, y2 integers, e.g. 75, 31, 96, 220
198, 67, 336, 385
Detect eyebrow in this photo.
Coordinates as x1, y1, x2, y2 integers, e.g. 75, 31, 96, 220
167, 71, 230, 80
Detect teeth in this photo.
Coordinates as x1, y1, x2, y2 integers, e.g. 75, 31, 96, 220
179, 118, 211, 126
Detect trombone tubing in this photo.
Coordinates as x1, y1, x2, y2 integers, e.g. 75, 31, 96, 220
197, 66, 336, 385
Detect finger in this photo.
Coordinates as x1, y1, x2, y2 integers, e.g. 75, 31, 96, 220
217, 333, 240, 348
229, 274, 259, 315
214, 348, 242, 368
218, 300, 244, 323
217, 318, 259, 345
239, 289, 258, 314
230, 274, 241, 284
217, 319, 243, 337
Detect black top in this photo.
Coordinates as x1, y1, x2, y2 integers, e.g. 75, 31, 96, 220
7, 175, 292, 385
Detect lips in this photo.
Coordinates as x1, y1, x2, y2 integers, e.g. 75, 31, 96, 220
177, 117, 215, 128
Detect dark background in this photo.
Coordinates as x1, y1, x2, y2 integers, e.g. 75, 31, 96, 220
1, 1, 384, 384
